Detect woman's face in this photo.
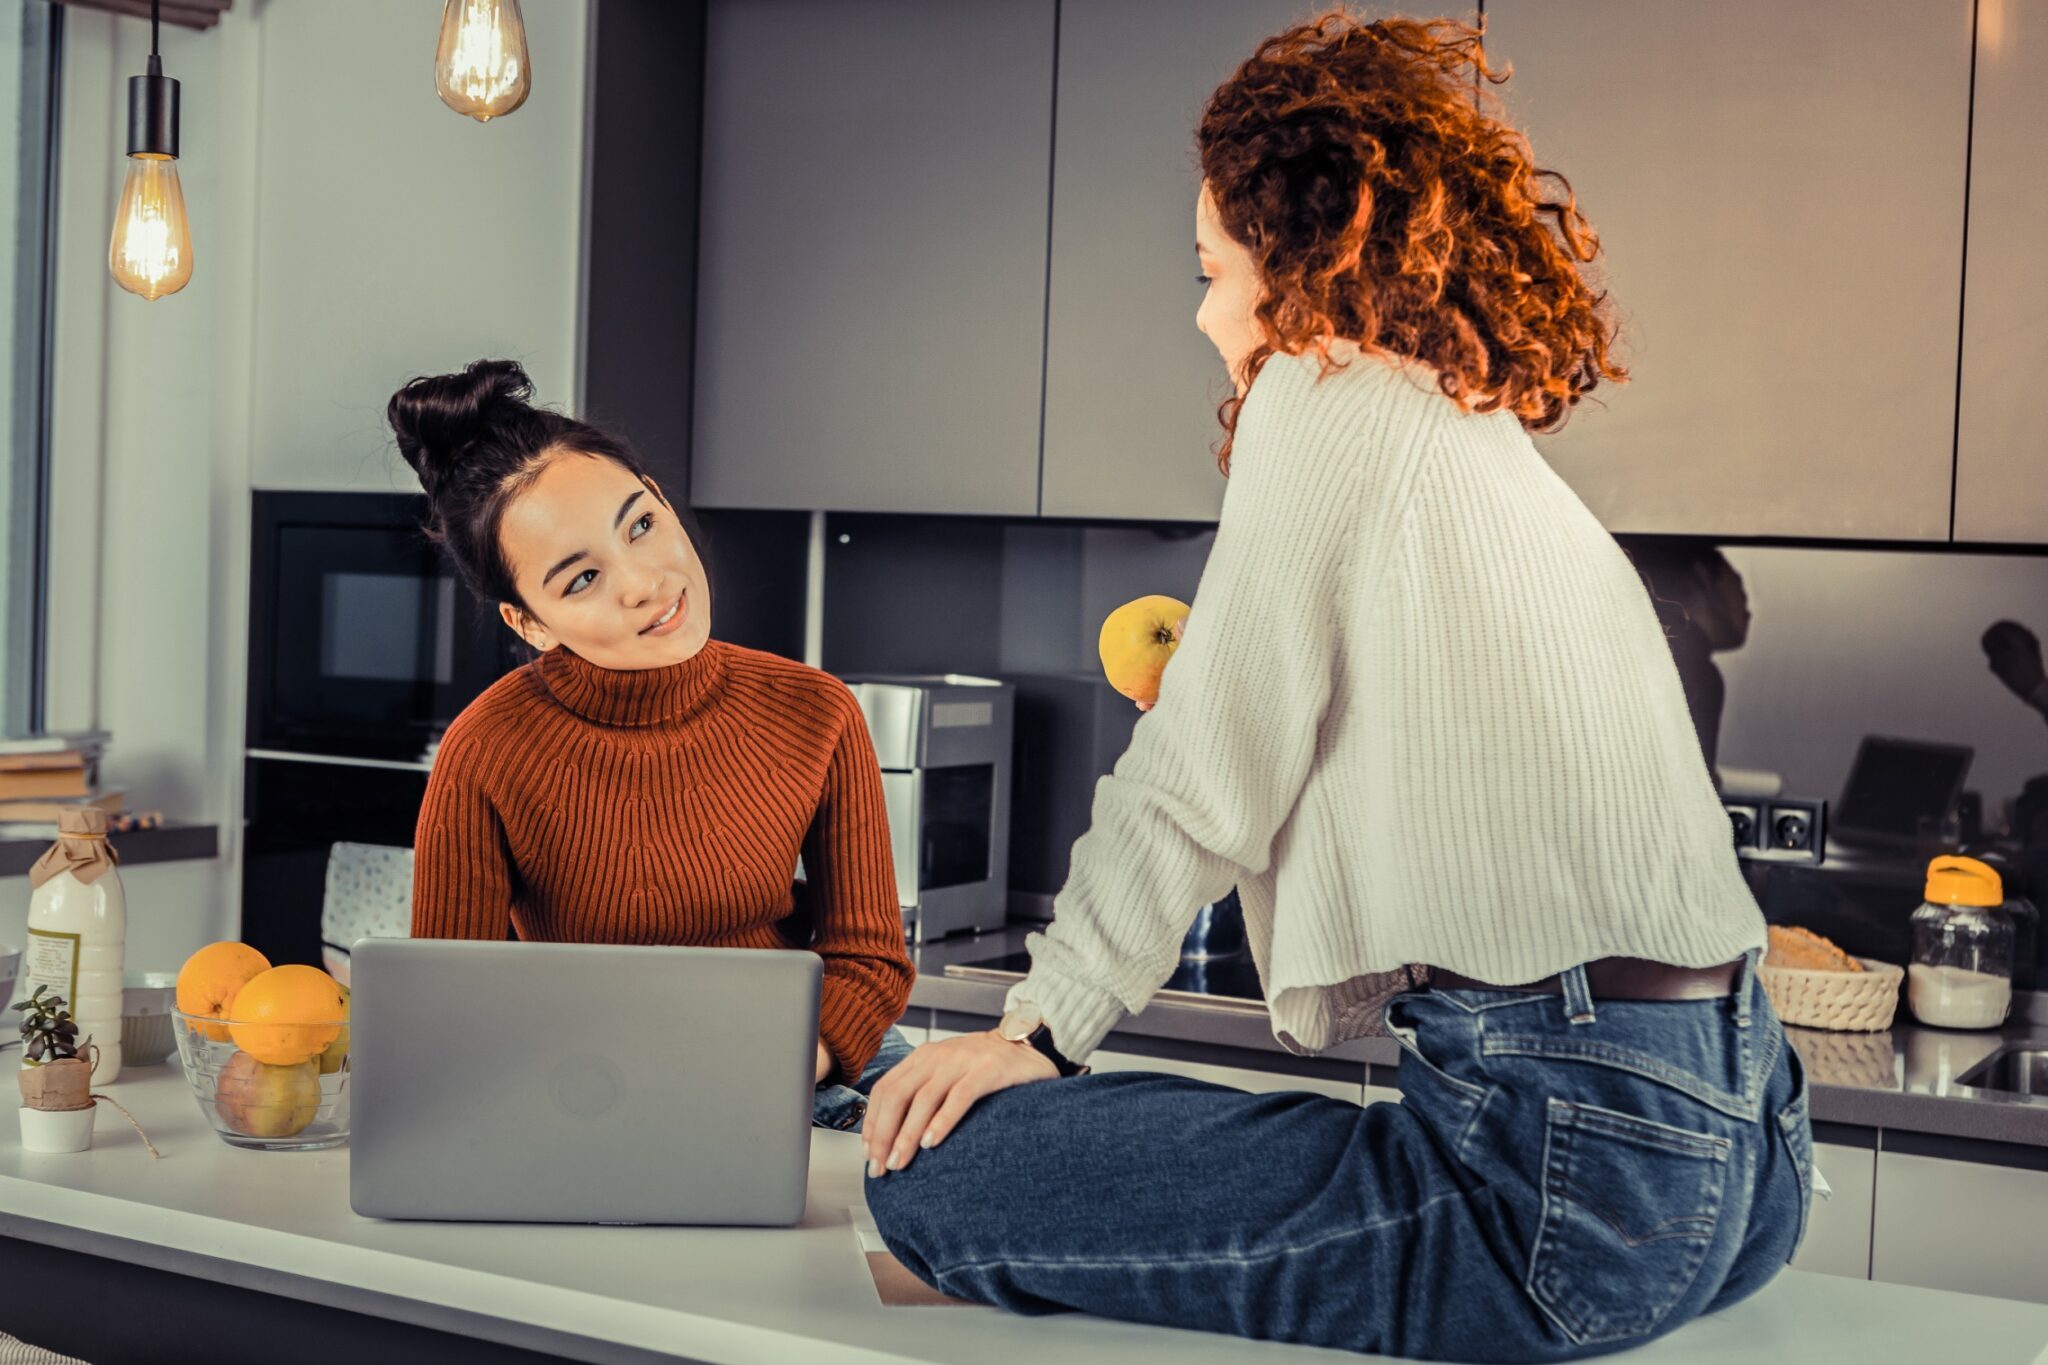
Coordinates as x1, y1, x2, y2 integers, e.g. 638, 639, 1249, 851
495, 451, 712, 670
1195, 184, 1264, 394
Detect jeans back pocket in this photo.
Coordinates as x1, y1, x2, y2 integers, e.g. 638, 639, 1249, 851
1526, 1098, 1733, 1347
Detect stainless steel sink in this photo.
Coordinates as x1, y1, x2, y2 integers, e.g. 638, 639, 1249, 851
1957, 1046, 2048, 1097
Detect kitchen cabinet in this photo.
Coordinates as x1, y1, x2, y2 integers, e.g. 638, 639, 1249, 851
1038, 1, 1309, 523
1952, 0, 2048, 544
1870, 1143, 2048, 1304
1480, 1, 1973, 540
691, 0, 1055, 516
1792, 1136, 1875, 1280
248, 0, 591, 492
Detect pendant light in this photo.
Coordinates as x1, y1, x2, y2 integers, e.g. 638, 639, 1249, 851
435, 0, 531, 122
108, 0, 193, 301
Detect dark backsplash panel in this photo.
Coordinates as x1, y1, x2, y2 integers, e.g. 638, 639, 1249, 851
821, 514, 1010, 676
691, 508, 811, 662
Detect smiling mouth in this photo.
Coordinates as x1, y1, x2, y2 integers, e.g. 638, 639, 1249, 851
640, 594, 683, 635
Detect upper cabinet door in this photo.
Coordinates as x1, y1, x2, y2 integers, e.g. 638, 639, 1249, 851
692, 0, 1055, 515
1039, 2, 1322, 523
1481, 1, 1973, 540
1953, 1, 2048, 545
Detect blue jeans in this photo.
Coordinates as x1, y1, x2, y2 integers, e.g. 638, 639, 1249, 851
812, 1025, 916, 1132
866, 956, 1810, 1362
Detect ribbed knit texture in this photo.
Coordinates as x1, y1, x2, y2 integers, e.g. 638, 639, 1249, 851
1011, 345, 1766, 1061
412, 638, 914, 1080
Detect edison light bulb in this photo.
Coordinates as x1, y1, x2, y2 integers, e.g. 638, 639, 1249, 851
109, 153, 193, 301
435, 0, 531, 121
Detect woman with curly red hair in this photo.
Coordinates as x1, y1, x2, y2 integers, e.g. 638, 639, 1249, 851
864, 13, 1802, 1360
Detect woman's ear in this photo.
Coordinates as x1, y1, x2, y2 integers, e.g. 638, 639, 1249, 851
499, 600, 556, 653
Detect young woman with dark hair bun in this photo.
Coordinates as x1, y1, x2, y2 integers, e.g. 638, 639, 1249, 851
390, 360, 914, 1129
863, 14, 1803, 1360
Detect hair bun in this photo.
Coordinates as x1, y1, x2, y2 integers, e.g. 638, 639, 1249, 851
388, 359, 534, 498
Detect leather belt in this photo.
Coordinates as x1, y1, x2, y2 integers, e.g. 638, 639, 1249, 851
1430, 956, 1744, 1002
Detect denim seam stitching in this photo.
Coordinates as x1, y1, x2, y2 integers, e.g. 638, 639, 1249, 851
1550, 1099, 1735, 1160
1482, 1034, 1756, 1121
928, 1187, 1471, 1279
1390, 1031, 1491, 1104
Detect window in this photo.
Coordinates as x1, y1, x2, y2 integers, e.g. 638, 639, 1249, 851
0, 0, 60, 737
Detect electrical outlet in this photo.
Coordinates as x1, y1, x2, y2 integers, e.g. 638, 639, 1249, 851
1724, 797, 1826, 865
1725, 804, 1761, 851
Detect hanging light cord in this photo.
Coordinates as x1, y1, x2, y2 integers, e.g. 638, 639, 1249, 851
151, 0, 160, 57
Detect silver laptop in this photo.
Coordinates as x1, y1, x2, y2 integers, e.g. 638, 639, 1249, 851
348, 940, 821, 1225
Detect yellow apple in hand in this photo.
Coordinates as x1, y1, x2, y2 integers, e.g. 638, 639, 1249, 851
1099, 595, 1190, 707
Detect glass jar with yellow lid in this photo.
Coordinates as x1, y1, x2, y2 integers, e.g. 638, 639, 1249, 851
1907, 855, 2016, 1030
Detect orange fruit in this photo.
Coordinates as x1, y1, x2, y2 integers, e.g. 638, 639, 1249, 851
176, 941, 272, 1043
1099, 595, 1190, 705
228, 965, 346, 1066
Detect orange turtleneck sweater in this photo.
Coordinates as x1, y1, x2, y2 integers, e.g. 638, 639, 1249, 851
410, 638, 915, 1080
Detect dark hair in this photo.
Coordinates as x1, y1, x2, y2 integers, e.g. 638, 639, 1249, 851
1197, 10, 1626, 469
387, 359, 672, 620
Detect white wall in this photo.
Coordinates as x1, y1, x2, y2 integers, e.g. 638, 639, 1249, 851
27, 0, 590, 971
248, 0, 591, 490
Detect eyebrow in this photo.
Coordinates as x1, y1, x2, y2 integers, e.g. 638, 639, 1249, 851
540, 490, 647, 589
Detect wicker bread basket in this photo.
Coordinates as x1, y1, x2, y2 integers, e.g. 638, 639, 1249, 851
1758, 956, 1902, 1032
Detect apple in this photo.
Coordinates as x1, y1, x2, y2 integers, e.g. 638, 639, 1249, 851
215, 1051, 321, 1139
1098, 595, 1190, 706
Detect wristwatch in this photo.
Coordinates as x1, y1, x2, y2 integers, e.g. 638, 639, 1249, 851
996, 1003, 1089, 1078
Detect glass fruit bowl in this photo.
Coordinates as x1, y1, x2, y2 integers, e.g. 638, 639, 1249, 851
172, 1008, 349, 1151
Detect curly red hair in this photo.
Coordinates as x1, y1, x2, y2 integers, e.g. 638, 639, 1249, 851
1199, 10, 1625, 468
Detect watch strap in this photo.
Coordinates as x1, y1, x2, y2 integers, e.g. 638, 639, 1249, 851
1024, 1024, 1089, 1079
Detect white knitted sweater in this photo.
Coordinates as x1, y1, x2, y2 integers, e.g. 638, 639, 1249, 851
1010, 344, 1766, 1060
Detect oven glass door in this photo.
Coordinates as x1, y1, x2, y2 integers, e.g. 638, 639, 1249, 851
266, 524, 469, 749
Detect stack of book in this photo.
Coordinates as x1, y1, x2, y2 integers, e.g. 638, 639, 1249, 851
0, 731, 120, 824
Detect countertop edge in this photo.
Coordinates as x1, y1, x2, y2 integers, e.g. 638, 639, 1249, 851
0, 1188, 925, 1365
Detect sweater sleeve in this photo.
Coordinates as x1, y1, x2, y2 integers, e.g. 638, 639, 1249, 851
801, 691, 916, 1081
411, 724, 517, 940
1009, 353, 1381, 1061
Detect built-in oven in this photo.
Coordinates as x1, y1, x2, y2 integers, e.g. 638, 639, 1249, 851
242, 491, 524, 964
248, 491, 523, 762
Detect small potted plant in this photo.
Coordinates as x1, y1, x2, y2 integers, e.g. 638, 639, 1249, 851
15, 985, 98, 1152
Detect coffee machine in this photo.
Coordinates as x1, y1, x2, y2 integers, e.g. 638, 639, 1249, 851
843, 675, 1014, 942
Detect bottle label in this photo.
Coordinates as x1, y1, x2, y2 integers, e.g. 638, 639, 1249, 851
22, 928, 80, 1005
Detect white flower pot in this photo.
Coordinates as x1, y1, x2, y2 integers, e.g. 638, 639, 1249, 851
19, 1103, 95, 1153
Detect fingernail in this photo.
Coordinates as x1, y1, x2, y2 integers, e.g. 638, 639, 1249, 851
867, 1159, 882, 1178
919, 1132, 935, 1149
887, 1152, 903, 1171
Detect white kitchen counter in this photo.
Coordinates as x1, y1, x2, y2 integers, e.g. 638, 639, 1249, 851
3, 1065, 2046, 1365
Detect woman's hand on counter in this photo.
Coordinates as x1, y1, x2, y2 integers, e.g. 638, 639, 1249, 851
862, 1032, 1058, 1178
